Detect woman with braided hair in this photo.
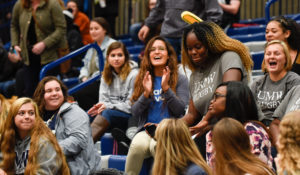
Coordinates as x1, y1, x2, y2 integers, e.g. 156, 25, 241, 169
180, 21, 253, 155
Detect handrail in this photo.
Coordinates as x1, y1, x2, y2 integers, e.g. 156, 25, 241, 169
265, 0, 279, 22
39, 43, 104, 95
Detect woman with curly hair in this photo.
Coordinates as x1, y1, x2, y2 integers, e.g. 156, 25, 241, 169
276, 110, 300, 175
0, 97, 69, 175
152, 118, 212, 175
124, 36, 189, 175
212, 118, 275, 175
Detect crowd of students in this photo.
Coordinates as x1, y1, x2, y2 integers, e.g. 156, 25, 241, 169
1, 0, 300, 174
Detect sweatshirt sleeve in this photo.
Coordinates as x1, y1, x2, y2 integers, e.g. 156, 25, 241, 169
58, 105, 89, 156
163, 73, 189, 117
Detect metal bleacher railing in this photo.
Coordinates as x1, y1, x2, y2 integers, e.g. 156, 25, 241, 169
39, 43, 103, 95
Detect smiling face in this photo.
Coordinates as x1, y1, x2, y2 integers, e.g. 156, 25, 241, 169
90, 21, 106, 43
265, 21, 290, 42
208, 86, 227, 118
186, 32, 208, 66
149, 40, 169, 67
14, 102, 36, 138
264, 43, 287, 75
108, 48, 126, 73
44, 80, 64, 111
66, 1, 78, 17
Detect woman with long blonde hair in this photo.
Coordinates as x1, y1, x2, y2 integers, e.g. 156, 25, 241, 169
0, 97, 69, 175
212, 118, 274, 175
276, 110, 300, 175
0, 94, 11, 136
152, 118, 212, 175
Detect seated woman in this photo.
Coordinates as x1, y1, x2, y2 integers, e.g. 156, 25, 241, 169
73, 17, 116, 111
245, 16, 300, 75
33, 76, 100, 175
195, 81, 274, 169
152, 118, 212, 175
0, 97, 69, 174
87, 41, 139, 142
125, 36, 189, 175
251, 40, 300, 126
276, 110, 300, 175
212, 118, 275, 175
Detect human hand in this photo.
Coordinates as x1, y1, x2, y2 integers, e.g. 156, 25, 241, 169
161, 66, 170, 92
144, 123, 157, 138
8, 45, 22, 63
189, 120, 209, 137
81, 77, 88, 82
97, 103, 106, 114
143, 71, 152, 98
87, 103, 103, 117
32, 41, 46, 55
0, 169, 7, 175
138, 25, 150, 42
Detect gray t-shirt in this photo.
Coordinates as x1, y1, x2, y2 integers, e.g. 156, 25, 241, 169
189, 51, 248, 116
273, 85, 300, 120
251, 71, 300, 120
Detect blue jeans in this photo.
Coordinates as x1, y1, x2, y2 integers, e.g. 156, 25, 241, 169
102, 109, 131, 122
164, 37, 182, 62
0, 79, 15, 97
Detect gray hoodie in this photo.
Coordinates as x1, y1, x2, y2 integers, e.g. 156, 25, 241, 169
99, 60, 139, 114
0, 136, 62, 174
55, 102, 100, 175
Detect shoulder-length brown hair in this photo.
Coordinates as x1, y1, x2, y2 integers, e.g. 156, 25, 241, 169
33, 76, 68, 116
131, 36, 178, 102
262, 40, 292, 73
152, 118, 212, 175
102, 41, 131, 85
0, 97, 70, 175
213, 118, 275, 175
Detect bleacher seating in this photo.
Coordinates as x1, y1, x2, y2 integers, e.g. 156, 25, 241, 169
231, 32, 265, 43
227, 25, 266, 36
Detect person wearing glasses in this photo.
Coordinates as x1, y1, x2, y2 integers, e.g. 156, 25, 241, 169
180, 22, 252, 156
204, 81, 274, 170
124, 36, 189, 175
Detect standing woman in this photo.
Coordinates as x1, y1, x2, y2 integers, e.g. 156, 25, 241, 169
87, 41, 139, 142
251, 40, 300, 126
33, 76, 100, 175
125, 36, 189, 175
212, 118, 275, 175
181, 22, 252, 136
152, 118, 212, 175
0, 97, 69, 175
10, 0, 66, 97
73, 17, 116, 111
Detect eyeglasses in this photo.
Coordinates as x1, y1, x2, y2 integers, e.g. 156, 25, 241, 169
149, 46, 166, 52
212, 93, 226, 101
